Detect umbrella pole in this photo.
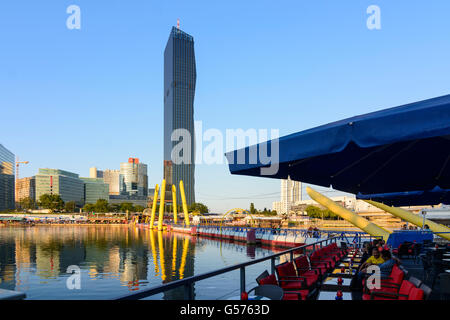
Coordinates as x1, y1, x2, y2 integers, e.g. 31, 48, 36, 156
306, 187, 391, 241
365, 200, 450, 241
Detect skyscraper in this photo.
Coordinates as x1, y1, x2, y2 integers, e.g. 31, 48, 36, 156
164, 25, 196, 205
0, 144, 15, 211
273, 177, 302, 215
120, 158, 148, 197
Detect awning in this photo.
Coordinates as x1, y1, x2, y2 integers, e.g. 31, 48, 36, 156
356, 187, 450, 206
226, 95, 450, 195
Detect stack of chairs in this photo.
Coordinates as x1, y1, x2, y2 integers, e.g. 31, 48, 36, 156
254, 243, 347, 300
362, 264, 432, 300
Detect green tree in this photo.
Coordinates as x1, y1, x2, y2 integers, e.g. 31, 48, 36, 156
305, 205, 322, 218
120, 202, 135, 213
65, 201, 76, 213
134, 205, 145, 213
83, 203, 95, 213
39, 194, 64, 212
109, 203, 121, 213
20, 197, 36, 211
94, 199, 110, 213
188, 202, 209, 214
250, 203, 256, 215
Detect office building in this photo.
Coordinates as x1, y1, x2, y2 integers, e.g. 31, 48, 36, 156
103, 169, 121, 195
120, 158, 148, 197
164, 25, 196, 205
16, 176, 36, 203
272, 177, 302, 215
35, 169, 84, 206
80, 177, 109, 204
0, 144, 15, 211
89, 167, 104, 179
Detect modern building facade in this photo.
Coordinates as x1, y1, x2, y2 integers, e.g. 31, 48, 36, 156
120, 158, 148, 197
103, 169, 121, 195
89, 167, 104, 179
90, 167, 122, 196
35, 169, 84, 206
80, 177, 109, 204
0, 144, 15, 211
164, 26, 196, 205
16, 177, 36, 203
272, 177, 302, 215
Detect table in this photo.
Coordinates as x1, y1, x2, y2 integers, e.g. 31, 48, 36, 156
342, 257, 361, 262
338, 262, 360, 269
321, 277, 352, 292
330, 268, 356, 278
317, 291, 353, 300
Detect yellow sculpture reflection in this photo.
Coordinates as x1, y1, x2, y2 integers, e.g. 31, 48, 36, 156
179, 237, 189, 279
157, 231, 166, 281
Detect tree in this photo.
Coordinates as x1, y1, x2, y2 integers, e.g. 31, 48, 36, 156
94, 199, 109, 213
39, 194, 64, 212
134, 205, 145, 213
109, 203, 121, 213
20, 197, 36, 211
83, 203, 95, 213
188, 202, 209, 214
65, 201, 76, 213
250, 203, 256, 215
120, 202, 135, 213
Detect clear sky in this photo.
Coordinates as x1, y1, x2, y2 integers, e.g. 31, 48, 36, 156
1, 0, 450, 212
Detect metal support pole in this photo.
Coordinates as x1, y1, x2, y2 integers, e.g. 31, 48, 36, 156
290, 251, 294, 262
240, 267, 246, 294
271, 257, 275, 275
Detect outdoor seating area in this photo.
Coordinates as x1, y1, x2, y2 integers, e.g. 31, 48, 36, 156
248, 240, 450, 301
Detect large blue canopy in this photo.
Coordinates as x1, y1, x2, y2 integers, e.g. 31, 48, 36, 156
356, 187, 450, 206
226, 95, 450, 195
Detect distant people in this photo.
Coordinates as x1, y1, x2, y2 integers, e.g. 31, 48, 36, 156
424, 224, 430, 230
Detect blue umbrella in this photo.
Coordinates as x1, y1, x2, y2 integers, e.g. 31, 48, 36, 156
226, 94, 450, 195
356, 186, 450, 206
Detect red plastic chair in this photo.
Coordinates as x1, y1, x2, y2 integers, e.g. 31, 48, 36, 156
362, 280, 415, 300
256, 271, 311, 300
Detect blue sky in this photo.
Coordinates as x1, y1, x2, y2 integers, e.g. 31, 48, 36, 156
1, 0, 450, 212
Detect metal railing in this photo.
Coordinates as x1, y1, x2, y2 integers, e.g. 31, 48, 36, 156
115, 236, 345, 300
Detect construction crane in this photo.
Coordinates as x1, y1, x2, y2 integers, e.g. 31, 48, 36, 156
15, 157, 29, 206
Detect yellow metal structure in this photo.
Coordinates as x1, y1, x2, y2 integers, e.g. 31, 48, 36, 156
149, 230, 159, 274
172, 235, 178, 274
172, 184, 178, 225
179, 180, 190, 227
157, 231, 166, 281
306, 187, 391, 241
365, 200, 450, 241
149, 184, 159, 229
158, 180, 166, 231
179, 238, 189, 279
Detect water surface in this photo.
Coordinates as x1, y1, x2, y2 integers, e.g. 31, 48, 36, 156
0, 225, 278, 299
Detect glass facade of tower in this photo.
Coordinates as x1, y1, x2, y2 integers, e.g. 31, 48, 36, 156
164, 26, 196, 205
81, 178, 109, 204
35, 169, 84, 206
0, 144, 15, 211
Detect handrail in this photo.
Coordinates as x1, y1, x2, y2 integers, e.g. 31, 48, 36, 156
115, 236, 343, 300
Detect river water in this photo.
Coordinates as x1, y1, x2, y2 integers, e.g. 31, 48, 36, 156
0, 225, 279, 300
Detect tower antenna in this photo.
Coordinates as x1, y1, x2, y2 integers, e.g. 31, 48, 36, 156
177, 18, 180, 29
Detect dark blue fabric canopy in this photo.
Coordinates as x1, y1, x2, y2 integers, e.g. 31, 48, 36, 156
356, 187, 450, 206
226, 95, 450, 195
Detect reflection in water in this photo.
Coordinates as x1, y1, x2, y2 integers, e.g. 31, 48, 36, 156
0, 226, 275, 299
